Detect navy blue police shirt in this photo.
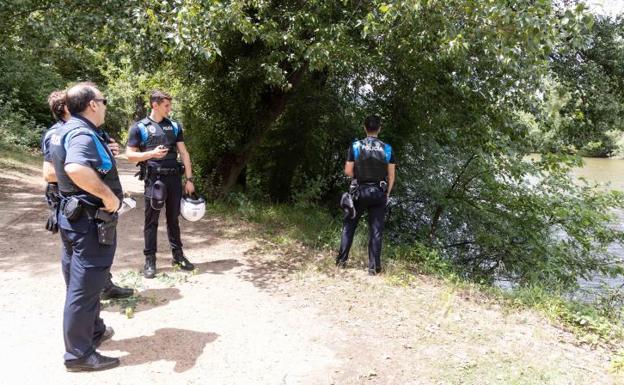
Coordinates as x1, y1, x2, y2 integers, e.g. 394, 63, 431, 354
127, 117, 184, 169
41, 120, 65, 162
51, 115, 123, 206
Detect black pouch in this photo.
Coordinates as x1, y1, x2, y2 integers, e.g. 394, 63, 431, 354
150, 180, 167, 210
95, 210, 118, 246
62, 197, 83, 222
45, 183, 60, 209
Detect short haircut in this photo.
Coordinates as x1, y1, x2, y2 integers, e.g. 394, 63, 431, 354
66, 82, 99, 114
150, 90, 172, 107
364, 115, 381, 132
47, 90, 67, 121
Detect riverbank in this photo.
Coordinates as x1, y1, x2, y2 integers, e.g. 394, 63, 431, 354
1, 150, 623, 384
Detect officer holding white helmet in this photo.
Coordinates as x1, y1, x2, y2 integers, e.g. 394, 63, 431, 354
126, 90, 201, 278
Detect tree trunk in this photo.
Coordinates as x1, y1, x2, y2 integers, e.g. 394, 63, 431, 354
213, 64, 308, 196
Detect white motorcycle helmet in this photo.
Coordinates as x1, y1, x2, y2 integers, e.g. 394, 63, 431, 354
180, 195, 206, 222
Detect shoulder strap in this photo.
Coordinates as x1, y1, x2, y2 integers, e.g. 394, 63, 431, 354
171, 121, 180, 138
384, 143, 392, 163
137, 121, 150, 145
63, 126, 113, 173
351, 140, 361, 161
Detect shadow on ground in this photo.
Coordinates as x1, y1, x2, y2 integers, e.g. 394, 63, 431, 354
101, 328, 218, 372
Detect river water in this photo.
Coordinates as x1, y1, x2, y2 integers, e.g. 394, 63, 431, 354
571, 157, 624, 297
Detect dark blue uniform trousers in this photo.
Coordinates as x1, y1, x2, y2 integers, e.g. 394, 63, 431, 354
144, 175, 183, 256
59, 213, 115, 362
337, 185, 387, 273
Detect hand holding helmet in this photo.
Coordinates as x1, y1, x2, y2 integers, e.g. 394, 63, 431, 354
180, 194, 206, 222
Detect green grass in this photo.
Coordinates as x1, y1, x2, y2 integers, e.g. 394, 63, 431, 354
209, 195, 624, 370
0, 143, 41, 171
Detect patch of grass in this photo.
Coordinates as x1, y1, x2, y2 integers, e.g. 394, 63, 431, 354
100, 271, 149, 318
0, 143, 41, 172
155, 267, 198, 287
211, 195, 624, 364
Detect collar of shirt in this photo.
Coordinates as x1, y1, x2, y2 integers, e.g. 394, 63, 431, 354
148, 117, 170, 126
72, 115, 106, 139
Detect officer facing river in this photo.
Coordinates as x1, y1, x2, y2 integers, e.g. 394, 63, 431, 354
336, 115, 396, 275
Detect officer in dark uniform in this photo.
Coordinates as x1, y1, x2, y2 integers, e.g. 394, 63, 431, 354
126, 90, 196, 278
50, 82, 122, 371
42, 90, 133, 300
336, 115, 396, 275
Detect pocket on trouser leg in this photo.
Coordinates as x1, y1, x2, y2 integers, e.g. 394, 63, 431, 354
96, 220, 117, 246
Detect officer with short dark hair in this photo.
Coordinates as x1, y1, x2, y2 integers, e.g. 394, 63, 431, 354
50, 82, 122, 371
336, 115, 396, 275
42, 90, 133, 300
126, 90, 196, 278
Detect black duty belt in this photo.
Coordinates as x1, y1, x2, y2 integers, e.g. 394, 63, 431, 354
59, 196, 100, 219
148, 166, 180, 176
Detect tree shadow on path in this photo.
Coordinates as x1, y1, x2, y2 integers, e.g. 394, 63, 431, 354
157, 258, 243, 276
102, 328, 218, 372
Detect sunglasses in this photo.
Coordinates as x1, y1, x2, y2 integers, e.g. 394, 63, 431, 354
93, 98, 107, 106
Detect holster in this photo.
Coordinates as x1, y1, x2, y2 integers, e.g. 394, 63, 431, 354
45, 183, 60, 233
349, 179, 360, 201
95, 209, 118, 246
45, 183, 61, 209
61, 196, 83, 222
45, 209, 58, 233
135, 162, 147, 181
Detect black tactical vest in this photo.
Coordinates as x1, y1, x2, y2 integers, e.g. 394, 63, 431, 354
49, 116, 123, 206
352, 137, 391, 183
136, 118, 180, 164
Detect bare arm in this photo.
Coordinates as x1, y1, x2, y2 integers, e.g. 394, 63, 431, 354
387, 163, 395, 197
42, 161, 57, 183
344, 161, 354, 178
65, 163, 119, 212
177, 142, 195, 194
125, 146, 168, 163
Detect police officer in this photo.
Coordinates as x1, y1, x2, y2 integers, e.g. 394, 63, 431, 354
42, 90, 133, 300
50, 82, 122, 371
126, 90, 196, 278
336, 115, 396, 275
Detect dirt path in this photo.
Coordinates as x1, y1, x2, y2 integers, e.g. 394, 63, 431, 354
0, 157, 622, 385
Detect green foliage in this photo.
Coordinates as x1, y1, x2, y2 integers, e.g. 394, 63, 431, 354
535, 16, 624, 156
0, 99, 45, 149
2, 1, 624, 297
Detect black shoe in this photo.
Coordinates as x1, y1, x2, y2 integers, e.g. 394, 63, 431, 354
94, 326, 114, 348
101, 284, 134, 300
65, 352, 120, 372
336, 259, 347, 268
143, 255, 156, 279
172, 251, 195, 271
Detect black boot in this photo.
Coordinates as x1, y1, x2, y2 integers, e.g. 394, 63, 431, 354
143, 254, 156, 279
65, 352, 120, 372
101, 275, 134, 300
335, 258, 347, 268
172, 249, 195, 271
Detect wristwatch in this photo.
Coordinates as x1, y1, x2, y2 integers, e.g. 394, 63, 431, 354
186, 177, 194, 183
